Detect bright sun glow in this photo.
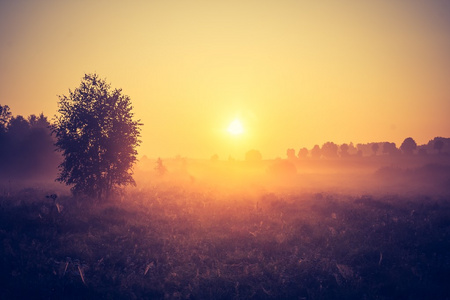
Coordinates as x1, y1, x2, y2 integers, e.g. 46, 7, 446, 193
227, 119, 244, 135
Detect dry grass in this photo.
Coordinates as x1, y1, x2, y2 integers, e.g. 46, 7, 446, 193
1, 187, 450, 299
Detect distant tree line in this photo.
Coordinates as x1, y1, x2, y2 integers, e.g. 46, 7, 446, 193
287, 137, 449, 160
0, 105, 60, 180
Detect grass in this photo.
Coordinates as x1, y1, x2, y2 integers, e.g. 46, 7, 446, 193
1, 187, 450, 299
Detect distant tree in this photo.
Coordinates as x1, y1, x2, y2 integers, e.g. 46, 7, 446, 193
371, 143, 379, 156
356, 149, 363, 157
286, 148, 296, 160
382, 142, 398, 156
400, 137, 417, 155
27, 113, 59, 175
418, 148, 428, 156
53, 74, 142, 200
321, 142, 338, 158
29, 113, 50, 129
0, 111, 59, 179
245, 149, 262, 163
7, 115, 30, 139
0, 104, 12, 133
298, 147, 308, 159
311, 145, 321, 159
210, 154, 219, 162
340, 143, 349, 158
434, 139, 444, 154
348, 142, 357, 155
155, 157, 167, 176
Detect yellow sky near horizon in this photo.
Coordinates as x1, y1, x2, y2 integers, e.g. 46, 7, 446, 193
1, 0, 450, 159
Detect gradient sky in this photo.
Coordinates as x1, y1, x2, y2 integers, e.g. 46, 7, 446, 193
1, 0, 450, 159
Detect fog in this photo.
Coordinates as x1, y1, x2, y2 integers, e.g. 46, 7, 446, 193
133, 154, 450, 201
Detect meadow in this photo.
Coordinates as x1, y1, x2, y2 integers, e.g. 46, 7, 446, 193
1, 156, 450, 299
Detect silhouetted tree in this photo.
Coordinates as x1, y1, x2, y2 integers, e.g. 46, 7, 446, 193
155, 157, 167, 176
245, 149, 262, 163
7, 115, 30, 140
0, 105, 11, 164
298, 147, 308, 159
210, 154, 219, 162
400, 137, 417, 155
286, 148, 296, 160
348, 142, 357, 155
53, 74, 142, 200
29, 113, 50, 129
311, 145, 321, 159
371, 143, 379, 156
382, 142, 398, 156
418, 148, 428, 156
321, 142, 338, 158
0, 110, 59, 179
340, 143, 349, 158
434, 139, 444, 154
27, 114, 59, 176
0, 104, 12, 133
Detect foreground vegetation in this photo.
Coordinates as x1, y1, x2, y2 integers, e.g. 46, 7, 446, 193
1, 187, 450, 299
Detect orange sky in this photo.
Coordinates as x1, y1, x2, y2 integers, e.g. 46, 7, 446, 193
1, 0, 450, 159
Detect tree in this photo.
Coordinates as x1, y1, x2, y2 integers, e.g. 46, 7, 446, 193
400, 137, 417, 155
311, 145, 321, 159
298, 147, 308, 159
340, 143, 349, 158
29, 113, 50, 129
321, 142, 338, 158
434, 139, 444, 154
0, 104, 12, 133
155, 157, 167, 176
371, 143, 379, 156
245, 149, 262, 163
286, 148, 296, 160
53, 74, 142, 200
7, 115, 30, 139
382, 142, 398, 156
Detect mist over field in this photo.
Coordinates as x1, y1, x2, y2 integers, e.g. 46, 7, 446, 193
134, 152, 450, 198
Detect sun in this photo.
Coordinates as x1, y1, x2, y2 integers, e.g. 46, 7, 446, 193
227, 119, 244, 135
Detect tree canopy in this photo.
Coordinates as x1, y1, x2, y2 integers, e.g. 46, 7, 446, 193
400, 137, 417, 155
0, 104, 12, 133
53, 74, 142, 199
0, 109, 59, 180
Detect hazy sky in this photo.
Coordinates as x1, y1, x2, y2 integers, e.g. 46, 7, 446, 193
1, 0, 450, 159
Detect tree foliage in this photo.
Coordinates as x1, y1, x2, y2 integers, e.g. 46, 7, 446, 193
155, 157, 167, 176
286, 148, 296, 160
53, 74, 142, 199
245, 149, 262, 163
298, 147, 308, 159
311, 145, 321, 159
433, 139, 444, 154
0, 104, 12, 133
340, 143, 349, 157
382, 142, 398, 156
371, 143, 380, 156
400, 137, 417, 155
321, 142, 338, 158
0, 110, 59, 179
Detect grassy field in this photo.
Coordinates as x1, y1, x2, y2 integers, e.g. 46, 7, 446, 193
1, 184, 450, 299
